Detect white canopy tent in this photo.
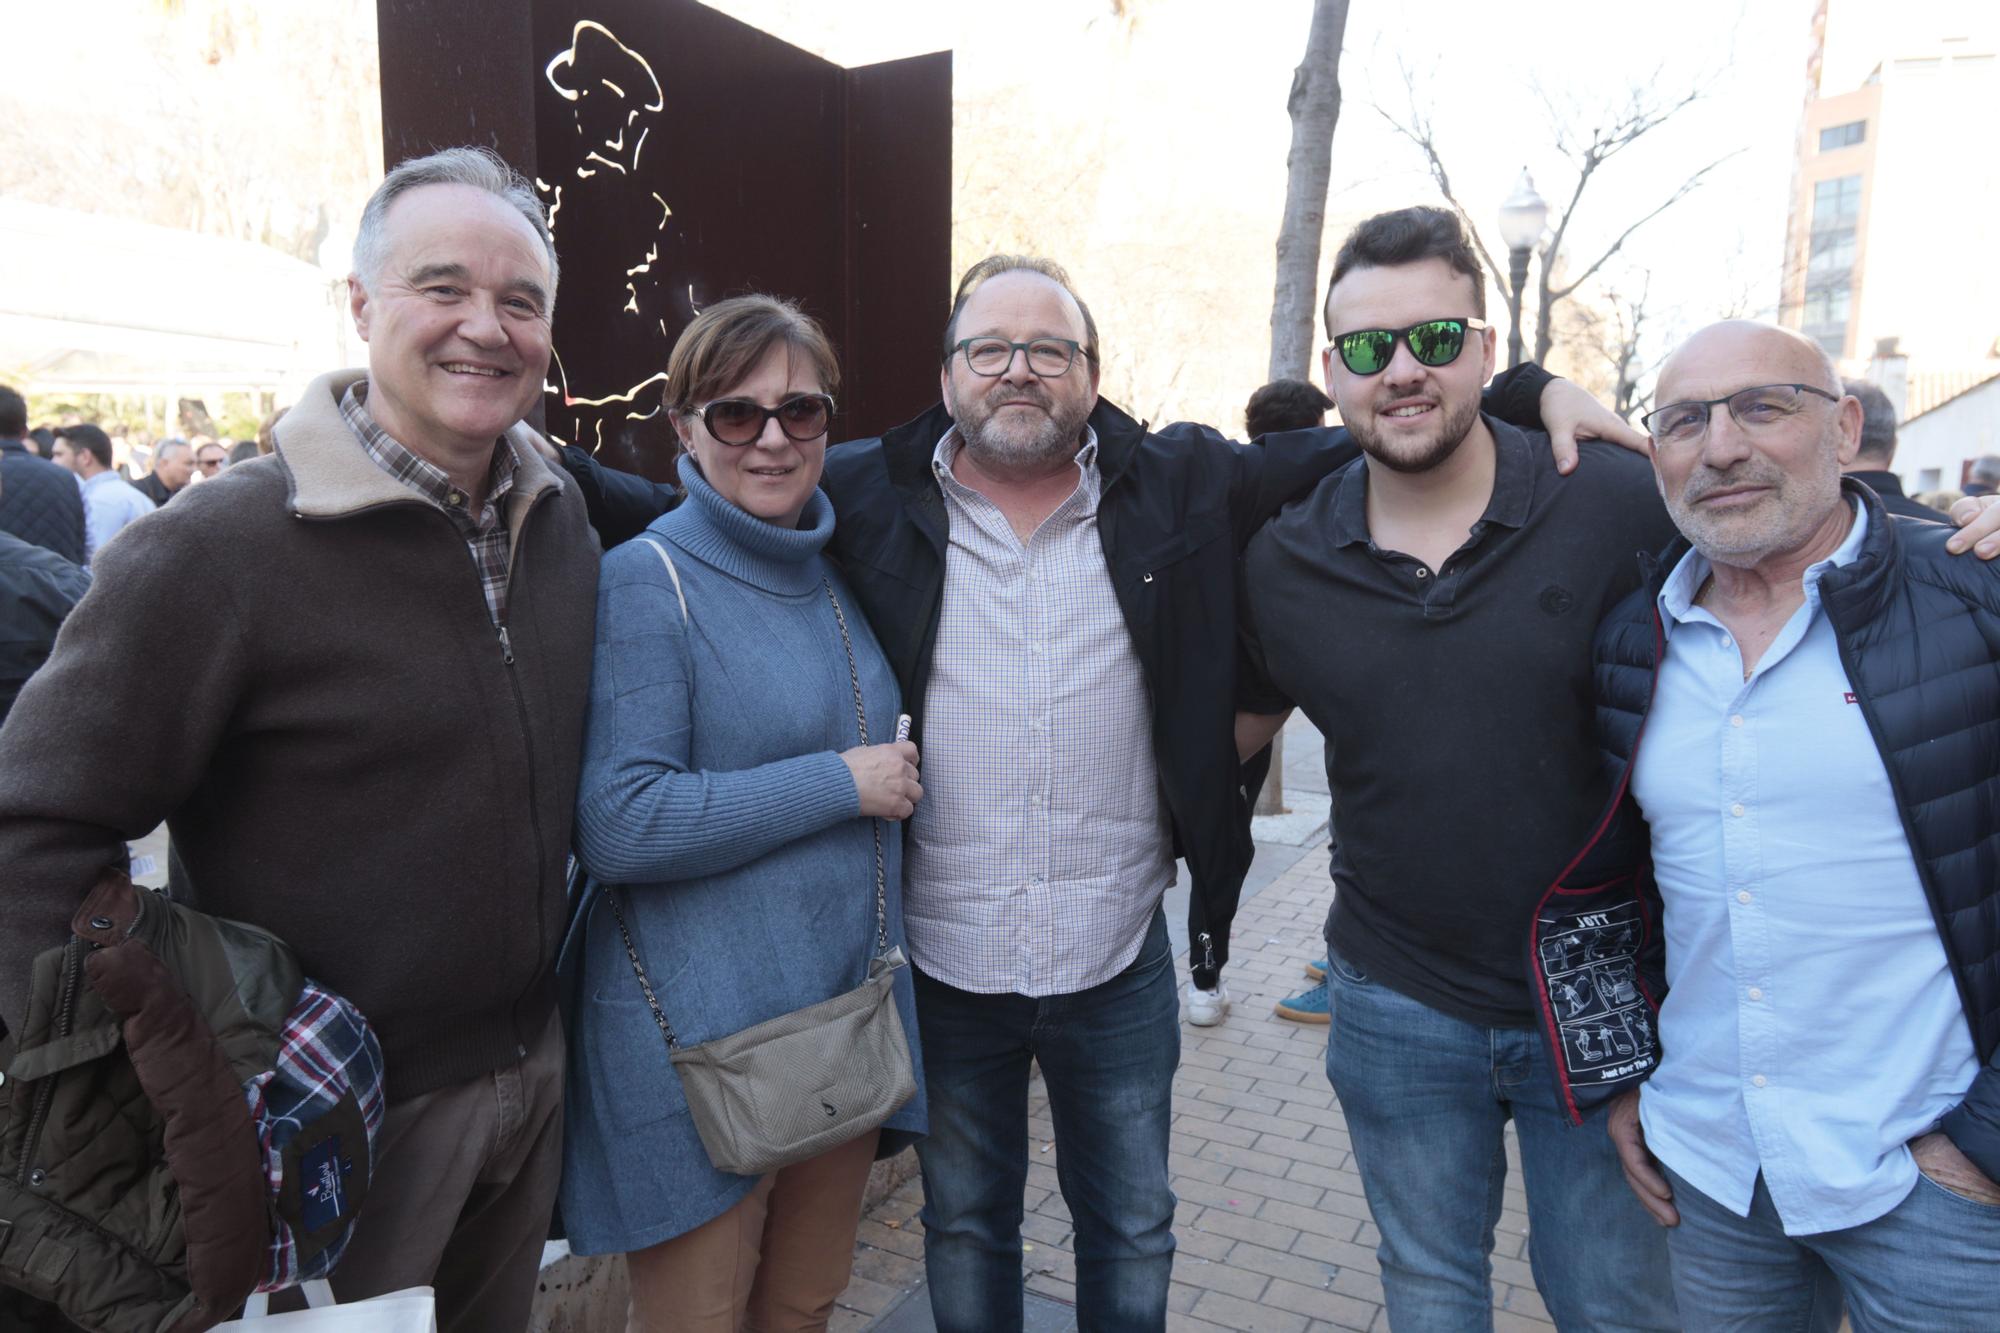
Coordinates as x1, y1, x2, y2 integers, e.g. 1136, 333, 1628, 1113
0, 198, 357, 428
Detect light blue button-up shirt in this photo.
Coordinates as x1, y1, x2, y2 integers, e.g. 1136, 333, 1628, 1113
79, 470, 155, 565
1633, 499, 1979, 1236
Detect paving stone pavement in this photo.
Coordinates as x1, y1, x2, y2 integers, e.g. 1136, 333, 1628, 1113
839, 843, 1557, 1332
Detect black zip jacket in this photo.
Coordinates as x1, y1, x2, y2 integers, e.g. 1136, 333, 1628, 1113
0, 530, 89, 727
562, 365, 1553, 990
0, 440, 86, 566
1847, 468, 1945, 524
1534, 481, 2000, 1186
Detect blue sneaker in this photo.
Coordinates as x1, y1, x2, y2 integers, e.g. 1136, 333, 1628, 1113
1273, 979, 1329, 1024
1304, 957, 1328, 981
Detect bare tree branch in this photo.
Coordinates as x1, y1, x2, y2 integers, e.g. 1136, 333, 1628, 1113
1549, 151, 1742, 307
1369, 68, 1506, 293
1374, 60, 1739, 378
1523, 77, 1731, 363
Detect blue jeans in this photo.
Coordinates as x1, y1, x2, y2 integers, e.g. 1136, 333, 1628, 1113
912, 908, 1179, 1333
1662, 1164, 2000, 1331
1323, 951, 1677, 1332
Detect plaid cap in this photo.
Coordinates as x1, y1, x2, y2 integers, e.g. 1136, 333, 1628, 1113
244, 979, 386, 1291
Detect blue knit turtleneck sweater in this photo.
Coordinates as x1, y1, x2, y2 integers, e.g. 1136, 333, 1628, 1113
560, 462, 925, 1253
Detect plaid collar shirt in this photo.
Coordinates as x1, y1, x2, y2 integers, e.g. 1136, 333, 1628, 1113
339, 382, 518, 627
903, 424, 1175, 997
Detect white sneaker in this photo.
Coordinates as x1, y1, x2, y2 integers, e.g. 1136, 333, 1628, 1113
1187, 981, 1230, 1026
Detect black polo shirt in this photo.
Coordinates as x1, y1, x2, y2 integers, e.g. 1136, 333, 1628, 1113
1238, 419, 1676, 1027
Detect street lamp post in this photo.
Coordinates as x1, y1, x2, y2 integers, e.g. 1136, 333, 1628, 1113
1497, 169, 1549, 369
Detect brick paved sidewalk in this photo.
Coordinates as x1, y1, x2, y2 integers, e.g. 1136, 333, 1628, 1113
838, 847, 1555, 1332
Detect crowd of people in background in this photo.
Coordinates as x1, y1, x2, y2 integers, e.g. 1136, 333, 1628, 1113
0, 391, 293, 724
4, 411, 282, 498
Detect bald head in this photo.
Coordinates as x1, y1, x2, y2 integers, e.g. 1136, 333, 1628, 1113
1648, 319, 1863, 575
1656, 320, 1840, 409
1656, 322, 1840, 410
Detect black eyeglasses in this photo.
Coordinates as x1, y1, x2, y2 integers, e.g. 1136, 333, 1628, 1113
695, 393, 834, 446
1330, 318, 1488, 376
1641, 384, 1840, 449
949, 337, 1087, 378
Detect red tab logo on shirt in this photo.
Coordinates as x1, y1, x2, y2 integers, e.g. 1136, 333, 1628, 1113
1844, 692, 1858, 704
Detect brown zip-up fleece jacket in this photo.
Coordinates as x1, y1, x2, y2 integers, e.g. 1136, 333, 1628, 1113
0, 369, 599, 1101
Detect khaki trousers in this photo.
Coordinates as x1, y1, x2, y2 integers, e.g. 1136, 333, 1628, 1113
322, 1009, 565, 1333
625, 1129, 880, 1333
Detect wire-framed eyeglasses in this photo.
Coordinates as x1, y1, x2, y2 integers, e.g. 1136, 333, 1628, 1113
1641, 384, 1840, 449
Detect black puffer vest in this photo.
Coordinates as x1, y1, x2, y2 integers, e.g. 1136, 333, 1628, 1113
1527, 482, 2000, 1183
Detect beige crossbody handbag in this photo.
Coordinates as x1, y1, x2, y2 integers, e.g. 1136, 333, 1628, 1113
600, 539, 917, 1176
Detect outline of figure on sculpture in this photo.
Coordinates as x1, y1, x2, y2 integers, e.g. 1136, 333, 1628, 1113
540, 20, 695, 457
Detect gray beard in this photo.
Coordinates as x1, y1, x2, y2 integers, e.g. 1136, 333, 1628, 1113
1665, 473, 1836, 569
951, 389, 1089, 477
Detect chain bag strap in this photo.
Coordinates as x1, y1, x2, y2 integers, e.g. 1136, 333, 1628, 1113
823, 578, 893, 960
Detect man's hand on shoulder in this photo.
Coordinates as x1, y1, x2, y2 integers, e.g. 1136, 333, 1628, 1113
1944, 494, 2000, 560
1607, 1090, 1678, 1226
1540, 379, 1648, 476
1911, 1130, 2000, 1206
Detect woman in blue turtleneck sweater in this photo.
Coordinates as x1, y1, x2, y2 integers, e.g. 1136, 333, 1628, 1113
559, 296, 926, 1332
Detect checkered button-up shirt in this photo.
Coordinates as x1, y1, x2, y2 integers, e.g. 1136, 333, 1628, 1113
339, 382, 518, 626
904, 426, 1175, 997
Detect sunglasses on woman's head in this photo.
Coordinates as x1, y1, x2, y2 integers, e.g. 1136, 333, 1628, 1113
1330, 318, 1488, 376
697, 393, 835, 445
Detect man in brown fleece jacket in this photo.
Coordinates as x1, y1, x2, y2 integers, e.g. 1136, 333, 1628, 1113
0, 148, 598, 1331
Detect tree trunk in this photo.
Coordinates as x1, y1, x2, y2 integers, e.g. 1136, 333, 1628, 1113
1534, 255, 1557, 366
1258, 0, 1348, 817
1266, 0, 1350, 386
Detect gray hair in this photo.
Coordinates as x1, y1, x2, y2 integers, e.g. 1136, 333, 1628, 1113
1842, 379, 1897, 463
153, 438, 193, 464
1972, 455, 2000, 485
351, 147, 558, 303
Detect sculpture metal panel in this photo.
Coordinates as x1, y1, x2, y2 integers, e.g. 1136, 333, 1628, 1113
377, 0, 951, 481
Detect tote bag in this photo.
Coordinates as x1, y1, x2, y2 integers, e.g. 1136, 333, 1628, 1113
215, 1280, 436, 1332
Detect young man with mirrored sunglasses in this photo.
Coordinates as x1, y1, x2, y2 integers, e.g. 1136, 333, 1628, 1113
1235, 205, 1684, 1331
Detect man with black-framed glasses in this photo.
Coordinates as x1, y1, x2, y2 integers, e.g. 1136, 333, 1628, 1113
1234, 206, 1684, 1330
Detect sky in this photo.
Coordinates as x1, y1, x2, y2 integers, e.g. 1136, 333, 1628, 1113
10, 0, 1988, 427
710, 0, 1818, 343
696, 0, 1998, 421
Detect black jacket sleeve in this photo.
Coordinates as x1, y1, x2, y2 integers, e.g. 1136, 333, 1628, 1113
556, 445, 682, 548
0, 544, 90, 727
1486, 360, 1557, 433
